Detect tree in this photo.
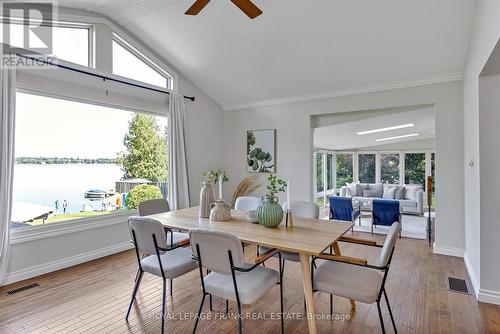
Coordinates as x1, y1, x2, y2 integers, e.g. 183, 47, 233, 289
117, 113, 168, 182
336, 153, 353, 189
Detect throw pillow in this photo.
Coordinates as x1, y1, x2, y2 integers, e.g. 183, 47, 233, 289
395, 187, 406, 199
346, 182, 357, 197
356, 183, 368, 196
382, 185, 397, 199
405, 185, 422, 201
363, 189, 381, 197
368, 183, 384, 197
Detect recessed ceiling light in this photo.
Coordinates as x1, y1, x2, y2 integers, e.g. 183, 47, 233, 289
376, 133, 419, 142
356, 123, 414, 135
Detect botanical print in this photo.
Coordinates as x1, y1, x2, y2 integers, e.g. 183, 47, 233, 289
247, 129, 275, 173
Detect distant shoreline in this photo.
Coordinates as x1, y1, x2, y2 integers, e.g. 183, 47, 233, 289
16, 157, 117, 165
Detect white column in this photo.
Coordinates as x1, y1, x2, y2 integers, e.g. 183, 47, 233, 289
375, 152, 381, 184
353, 153, 359, 183
399, 152, 405, 185
322, 152, 327, 207
332, 152, 337, 195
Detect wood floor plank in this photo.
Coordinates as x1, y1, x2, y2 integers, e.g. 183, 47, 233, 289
0, 231, 499, 333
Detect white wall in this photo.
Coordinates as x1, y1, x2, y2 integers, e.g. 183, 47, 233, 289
223, 81, 464, 254
478, 75, 500, 303
462, 0, 500, 301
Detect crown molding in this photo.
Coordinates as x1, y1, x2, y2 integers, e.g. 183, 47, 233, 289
223, 72, 464, 111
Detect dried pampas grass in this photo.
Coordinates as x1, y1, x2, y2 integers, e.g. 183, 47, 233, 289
230, 176, 261, 208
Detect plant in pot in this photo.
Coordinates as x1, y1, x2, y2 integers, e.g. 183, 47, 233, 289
256, 174, 287, 228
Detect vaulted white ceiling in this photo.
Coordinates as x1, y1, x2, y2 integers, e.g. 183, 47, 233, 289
59, 0, 475, 110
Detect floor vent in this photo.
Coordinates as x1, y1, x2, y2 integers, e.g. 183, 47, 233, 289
5, 283, 40, 296
448, 277, 468, 294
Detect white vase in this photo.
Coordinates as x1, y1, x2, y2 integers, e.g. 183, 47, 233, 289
199, 181, 216, 218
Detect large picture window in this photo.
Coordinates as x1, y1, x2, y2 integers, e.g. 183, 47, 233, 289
12, 92, 168, 228
380, 153, 399, 184
358, 154, 376, 183
405, 153, 426, 187
112, 36, 172, 89
336, 153, 353, 189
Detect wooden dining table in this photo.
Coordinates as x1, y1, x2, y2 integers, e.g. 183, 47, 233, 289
147, 206, 354, 334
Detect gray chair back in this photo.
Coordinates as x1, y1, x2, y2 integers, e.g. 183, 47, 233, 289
138, 198, 170, 216
283, 201, 319, 219
234, 196, 261, 212
377, 222, 400, 267
189, 228, 244, 274
129, 216, 168, 254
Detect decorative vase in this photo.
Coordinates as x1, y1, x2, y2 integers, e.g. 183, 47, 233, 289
199, 181, 216, 218
209, 199, 232, 221
256, 195, 284, 228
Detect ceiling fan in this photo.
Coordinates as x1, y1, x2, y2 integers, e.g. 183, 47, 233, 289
185, 0, 263, 19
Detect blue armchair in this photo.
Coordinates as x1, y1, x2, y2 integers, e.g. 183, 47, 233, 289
372, 199, 402, 237
329, 196, 360, 232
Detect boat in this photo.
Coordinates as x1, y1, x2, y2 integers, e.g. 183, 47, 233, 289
84, 189, 108, 199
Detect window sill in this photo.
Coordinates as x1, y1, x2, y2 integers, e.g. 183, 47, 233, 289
10, 210, 137, 245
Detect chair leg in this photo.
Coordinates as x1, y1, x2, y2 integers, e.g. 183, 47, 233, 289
279, 253, 284, 334
236, 299, 243, 334
376, 300, 386, 334
330, 294, 333, 316
226, 299, 229, 314
192, 294, 206, 334
169, 279, 173, 297
125, 270, 143, 321
209, 293, 213, 311
383, 289, 398, 334
371, 223, 374, 235
161, 279, 167, 334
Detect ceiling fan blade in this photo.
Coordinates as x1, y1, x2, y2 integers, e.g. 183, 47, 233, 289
230, 0, 262, 19
185, 0, 211, 15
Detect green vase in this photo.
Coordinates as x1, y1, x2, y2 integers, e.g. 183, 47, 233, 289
256, 195, 284, 228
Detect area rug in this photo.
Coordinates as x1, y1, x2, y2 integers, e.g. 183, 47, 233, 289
352, 214, 427, 239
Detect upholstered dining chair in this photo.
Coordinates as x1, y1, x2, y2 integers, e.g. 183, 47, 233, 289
329, 196, 360, 232
234, 196, 261, 212
190, 229, 284, 334
311, 222, 400, 334
138, 198, 190, 246
372, 199, 402, 238
126, 217, 197, 334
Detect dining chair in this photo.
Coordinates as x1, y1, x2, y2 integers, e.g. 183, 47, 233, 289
329, 196, 360, 232
234, 196, 261, 211
372, 199, 402, 238
311, 222, 400, 334
138, 198, 190, 246
190, 228, 284, 334
126, 216, 197, 334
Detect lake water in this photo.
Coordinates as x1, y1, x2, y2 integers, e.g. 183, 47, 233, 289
13, 164, 124, 214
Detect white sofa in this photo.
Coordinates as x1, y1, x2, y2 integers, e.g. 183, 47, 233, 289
339, 183, 424, 215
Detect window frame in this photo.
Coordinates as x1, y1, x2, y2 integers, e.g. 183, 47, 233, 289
0, 17, 94, 68
314, 149, 435, 208
7, 11, 178, 243
112, 33, 173, 90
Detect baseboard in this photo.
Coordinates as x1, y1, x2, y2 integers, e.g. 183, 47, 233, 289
2, 242, 134, 286
478, 288, 500, 305
432, 242, 464, 257
463, 253, 480, 298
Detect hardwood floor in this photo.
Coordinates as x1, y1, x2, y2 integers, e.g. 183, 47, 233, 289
0, 232, 499, 334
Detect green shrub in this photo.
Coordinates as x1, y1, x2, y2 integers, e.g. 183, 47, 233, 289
125, 184, 163, 210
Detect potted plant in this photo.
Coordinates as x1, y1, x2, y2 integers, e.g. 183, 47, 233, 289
256, 174, 287, 228
200, 169, 229, 218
